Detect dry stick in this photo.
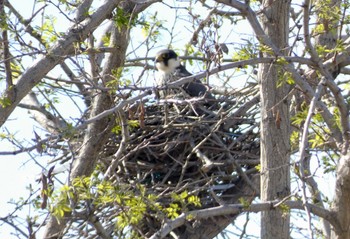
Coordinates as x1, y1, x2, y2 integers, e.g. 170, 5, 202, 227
212, 133, 259, 193
300, 2, 332, 236
149, 200, 333, 239
105, 110, 130, 178
189, 139, 214, 172
302, 0, 319, 60
215, 0, 343, 143
298, 77, 327, 239
302, 0, 349, 150
88, 214, 111, 239
76, 90, 151, 130
0, 0, 124, 127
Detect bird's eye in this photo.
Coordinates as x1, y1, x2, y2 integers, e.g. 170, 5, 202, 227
163, 53, 168, 58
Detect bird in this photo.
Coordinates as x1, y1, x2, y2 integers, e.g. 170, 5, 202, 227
154, 49, 214, 100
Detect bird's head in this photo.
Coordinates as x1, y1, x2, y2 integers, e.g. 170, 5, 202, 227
155, 49, 181, 74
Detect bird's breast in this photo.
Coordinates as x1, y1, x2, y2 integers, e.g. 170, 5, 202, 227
156, 72, 178, 86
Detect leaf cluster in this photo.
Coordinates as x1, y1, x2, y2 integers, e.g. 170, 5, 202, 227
166, 191, 202, 219
47, 173, 202, 235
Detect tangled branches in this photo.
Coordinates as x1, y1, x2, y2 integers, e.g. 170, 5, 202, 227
96, 84, 261, 235
27, 83, 262, 238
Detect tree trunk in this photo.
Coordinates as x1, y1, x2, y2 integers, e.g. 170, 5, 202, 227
313, 1, 348, 238
0, 0, 122, 127
312, 1, 341, 237
331, 152, 350, 239
42, 11, 132, 239
259, 1, 291, 239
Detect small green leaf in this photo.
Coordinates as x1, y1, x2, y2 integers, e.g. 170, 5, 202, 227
276, 57, 288, 65
187, 195, 201, 207
258, 44, 274, 55
255, 164, 261, 172
278, 203, 290, 217
165, 203, 180, 219
238, 197, 250, 208
0, 96, 11, 107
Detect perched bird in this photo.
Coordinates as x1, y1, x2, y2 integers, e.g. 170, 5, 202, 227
154, 49, 214, 100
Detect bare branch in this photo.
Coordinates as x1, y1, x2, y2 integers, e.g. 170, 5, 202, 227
0, 0, 123, 127
0, 0, 12, 89
215, 0, 343, 143
105, 110, 130, 177
149, 200, 333, 239
75, 0, 93, 22
297, 77, 327, 239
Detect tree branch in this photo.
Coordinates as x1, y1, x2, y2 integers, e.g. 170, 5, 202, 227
149, 200, 334, 239
214, 0, 343, 143
298, 77, 327, 239
0, 0, 12, 89
0, 0, 122, 127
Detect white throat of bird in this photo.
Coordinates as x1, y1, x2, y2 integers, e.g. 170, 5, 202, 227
156, 57, 181, 75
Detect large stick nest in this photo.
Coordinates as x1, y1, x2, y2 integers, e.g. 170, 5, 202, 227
103, 85, 260, 206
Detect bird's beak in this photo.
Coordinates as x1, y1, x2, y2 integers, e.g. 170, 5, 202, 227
155, 55, 163, 63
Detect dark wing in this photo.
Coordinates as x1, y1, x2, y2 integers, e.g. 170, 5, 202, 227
183, 81, 210, 98
175, 65, 211, 98
174, 64, 192, 77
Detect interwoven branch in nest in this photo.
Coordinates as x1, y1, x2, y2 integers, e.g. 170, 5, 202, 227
104, 87, 260, 205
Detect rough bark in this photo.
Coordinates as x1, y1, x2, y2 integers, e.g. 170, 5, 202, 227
309, 1, 342, 237
0, 0, 122, 127
259, 1, 291, 239
331, 152, 350, 239
42, 92, 116, 239
6, 0, 350, 238
42, 2, 141, 238
312, 1, 350, 238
